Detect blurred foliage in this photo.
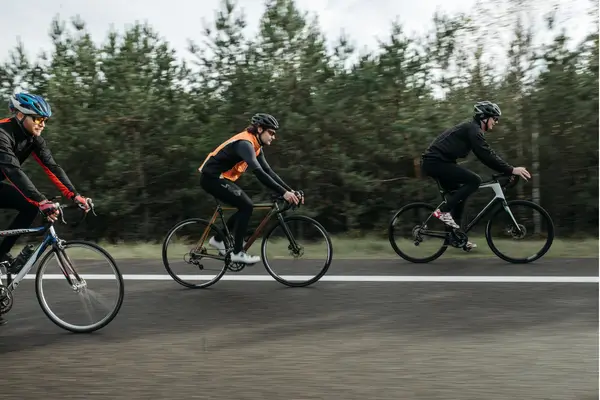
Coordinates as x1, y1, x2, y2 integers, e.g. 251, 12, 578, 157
0, 0, 597, 242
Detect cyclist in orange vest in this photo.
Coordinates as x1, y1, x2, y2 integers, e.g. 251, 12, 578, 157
199, 113, 302, 264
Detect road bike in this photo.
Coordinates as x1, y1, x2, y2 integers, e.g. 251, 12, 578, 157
388, 173, 555, 263
0, 197, 125, 333
162, 191, 333, 288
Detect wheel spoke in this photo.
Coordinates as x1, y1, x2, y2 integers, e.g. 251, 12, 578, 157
36, 241, 124, 333
162, 218, 228, 289
388, 203, 448, 263
486, 200, 555, 263
262, 215, 332, 287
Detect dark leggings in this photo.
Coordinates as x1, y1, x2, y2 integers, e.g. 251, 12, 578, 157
421, 158, 482, 225
200, 174, 253, 253
0, 182, 39, 258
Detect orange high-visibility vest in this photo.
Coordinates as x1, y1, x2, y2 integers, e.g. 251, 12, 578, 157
198, 130, 262, 182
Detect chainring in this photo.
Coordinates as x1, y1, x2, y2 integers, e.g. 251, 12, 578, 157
449, 230, 468, 248
0, 285, 13, 314
227, 262, 246, 272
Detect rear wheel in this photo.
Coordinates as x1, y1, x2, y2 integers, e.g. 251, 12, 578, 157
162, 218, 229, 288
388, 202, 449, 263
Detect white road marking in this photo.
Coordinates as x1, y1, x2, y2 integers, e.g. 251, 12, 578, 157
20, 274, 600, 283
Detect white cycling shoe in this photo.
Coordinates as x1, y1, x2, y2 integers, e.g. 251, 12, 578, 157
230, 251, 260, 264
209, 237, 255, 263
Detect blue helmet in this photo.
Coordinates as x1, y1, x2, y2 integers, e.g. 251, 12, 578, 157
9, 92, 52, 118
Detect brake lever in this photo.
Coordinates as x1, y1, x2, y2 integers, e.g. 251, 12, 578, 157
87, 199, 97, 217
58, 204, 67, 225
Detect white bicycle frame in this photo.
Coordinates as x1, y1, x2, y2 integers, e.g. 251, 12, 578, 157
0, 226, 61, 291
429, 178, 521, 234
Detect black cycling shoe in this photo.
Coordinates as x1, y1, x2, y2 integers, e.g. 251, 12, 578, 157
0, 253, 19, 274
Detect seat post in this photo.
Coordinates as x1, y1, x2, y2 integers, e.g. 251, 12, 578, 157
433, 178, 449, 208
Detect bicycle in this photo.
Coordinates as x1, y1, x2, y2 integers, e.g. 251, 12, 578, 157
388, 173, 555, 263
162, 190, 333, 288
0, 196, 125, 333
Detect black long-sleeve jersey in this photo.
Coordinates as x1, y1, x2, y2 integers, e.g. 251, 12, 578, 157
423, 119, 514, 174
0, 117, 78, 206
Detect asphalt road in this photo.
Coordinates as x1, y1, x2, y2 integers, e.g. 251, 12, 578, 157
1, 257, 598, 400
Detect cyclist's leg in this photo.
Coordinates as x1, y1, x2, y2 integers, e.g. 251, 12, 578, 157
200, 175, 258, 263
0, 182, 39, 269
422, 159, 481, 229
434, 180, 478, 249
0, 182, 38, 325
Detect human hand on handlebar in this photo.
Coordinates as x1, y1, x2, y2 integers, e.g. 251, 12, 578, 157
283, 190, 301, 205
73, 194, 93, 213
294, 190, 304, 205
38, 200, 60, 222
511, 167, 531, 181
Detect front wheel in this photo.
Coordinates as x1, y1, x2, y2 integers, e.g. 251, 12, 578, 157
261, 215, 333, 287
485, 200, 555, 263
35, 240, 124, 333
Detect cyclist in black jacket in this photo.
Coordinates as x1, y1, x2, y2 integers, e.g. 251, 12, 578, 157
0, 93, 92, 277
421, 101, 531, 250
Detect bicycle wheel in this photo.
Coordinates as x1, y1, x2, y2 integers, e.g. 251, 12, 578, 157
162, 218, 229, 288
261, 215, 333, 287
388, 202, 449, 263
485, 199, 555, 263
35, 240, 124, 333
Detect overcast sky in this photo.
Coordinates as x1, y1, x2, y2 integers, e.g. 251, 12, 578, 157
2, 0, 595, 66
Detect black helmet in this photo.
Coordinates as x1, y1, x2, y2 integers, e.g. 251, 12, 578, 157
251, 113, 279, 130
473, 101, 501, 121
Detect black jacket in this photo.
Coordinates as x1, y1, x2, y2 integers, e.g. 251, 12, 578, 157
423, 119, 514, 174
0, 117, 77, 206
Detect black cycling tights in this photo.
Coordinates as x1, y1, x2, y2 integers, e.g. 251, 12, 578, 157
200, 174, 253, 254
421, 158, 482, 224
0, 182, 39, 258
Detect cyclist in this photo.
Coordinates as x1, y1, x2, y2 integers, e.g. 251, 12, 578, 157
0, 92, 92, 286
198, 113, 302, 264
420, 100, 531, 250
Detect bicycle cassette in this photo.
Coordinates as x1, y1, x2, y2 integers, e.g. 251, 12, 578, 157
0, 285, 13, 314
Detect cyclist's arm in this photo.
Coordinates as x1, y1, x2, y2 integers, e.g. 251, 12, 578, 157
233, 140, 287, 195
257, 151, 293, 192
468, 127, 514, 174
0, 134, 47, 206
32, 136, 77, 200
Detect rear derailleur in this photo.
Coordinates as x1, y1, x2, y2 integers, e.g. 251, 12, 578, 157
0, 284, 13, 315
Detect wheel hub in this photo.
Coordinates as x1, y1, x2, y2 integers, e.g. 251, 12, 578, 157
0, 285, 13, 314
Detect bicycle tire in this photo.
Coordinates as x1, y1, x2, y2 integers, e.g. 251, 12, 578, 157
162, 218, 229, 288
35, 240, 124, 333
388, 202, 449, 263
485, 199, 555, 263
261, 215, 333, 287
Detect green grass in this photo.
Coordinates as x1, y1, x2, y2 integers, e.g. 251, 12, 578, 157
73, 235, 598, 260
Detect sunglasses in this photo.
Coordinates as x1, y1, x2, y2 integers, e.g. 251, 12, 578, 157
29, 115, 48, 125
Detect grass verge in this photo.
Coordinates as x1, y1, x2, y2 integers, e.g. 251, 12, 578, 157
78, 235, 598, 260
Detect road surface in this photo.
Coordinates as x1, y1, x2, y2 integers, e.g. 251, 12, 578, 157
1, 258, 598, 400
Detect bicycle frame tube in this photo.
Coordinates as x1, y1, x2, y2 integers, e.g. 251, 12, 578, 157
243, 205, 281, 251
0, 226, 45, 237
462, 181, 508, 233
196, 201, 280, 253
7, 226, 59, 291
